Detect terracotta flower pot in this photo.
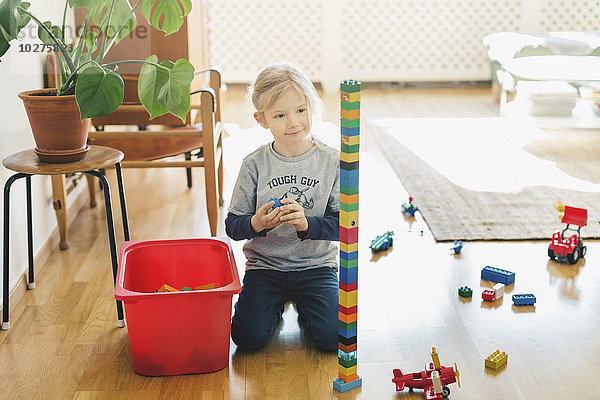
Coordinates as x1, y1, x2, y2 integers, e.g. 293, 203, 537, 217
18, 89, 91, 163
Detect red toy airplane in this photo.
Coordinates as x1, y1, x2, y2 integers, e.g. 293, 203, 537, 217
392, 347, 461, 399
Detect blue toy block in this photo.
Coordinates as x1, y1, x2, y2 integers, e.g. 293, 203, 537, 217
333, 377, 363, 392
341, 170, 359, 186
269, 197, 282, 208
339, 266, 358, 284
341, 126, 360, 137
340, 250, 358, 261
512, 294, 536, 306
481, 266, 515, 285
339, 326, 358, 337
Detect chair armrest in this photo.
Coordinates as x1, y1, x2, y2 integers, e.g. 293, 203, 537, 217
193, 67, 225, 92
190, 87, 217, 112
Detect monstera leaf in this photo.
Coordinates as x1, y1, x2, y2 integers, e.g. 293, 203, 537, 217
69, 0, 136, 44
75, 62, 124, 119
138, 55, 194, 122
141, 0, 192, 35
0, 0, 31, 57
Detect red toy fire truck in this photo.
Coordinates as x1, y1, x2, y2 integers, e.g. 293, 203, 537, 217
548, 205, 587, 264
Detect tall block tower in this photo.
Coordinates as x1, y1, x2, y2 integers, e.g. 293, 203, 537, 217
333, 80, 362, 393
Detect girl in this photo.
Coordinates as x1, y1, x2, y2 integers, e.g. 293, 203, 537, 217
226, 62, 339, 351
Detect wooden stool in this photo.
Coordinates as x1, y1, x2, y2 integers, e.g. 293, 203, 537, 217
2, 145, 130, 330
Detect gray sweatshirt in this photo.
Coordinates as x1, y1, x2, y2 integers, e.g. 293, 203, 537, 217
228, 140, 340, 271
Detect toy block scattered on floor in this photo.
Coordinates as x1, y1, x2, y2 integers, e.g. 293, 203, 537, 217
458, 286, 472, 297
482, 290, 496, 301
492, 283, 505, 299
485, 350, 508, 369
512, 294, 536, 306
481, 266, 515, 285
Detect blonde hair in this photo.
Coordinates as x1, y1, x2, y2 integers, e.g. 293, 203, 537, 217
248, 62, 324, 123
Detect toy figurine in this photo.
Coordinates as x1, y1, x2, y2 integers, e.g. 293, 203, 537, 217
401, 196, 418, 217
450, 240, 463, 255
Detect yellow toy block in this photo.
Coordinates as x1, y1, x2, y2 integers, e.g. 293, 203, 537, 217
485, 350, 508, 369
340, 151, 359, 163
340, 242, 358, 253
338, 364, 357, 377
341, 92, 361, 102
341, 135, 360, 146
341, 109, 360, 120
340, 210, 359, 229
339, 289, 358, 308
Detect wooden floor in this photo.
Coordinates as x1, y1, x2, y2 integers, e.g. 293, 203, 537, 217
2, 84, 600, 399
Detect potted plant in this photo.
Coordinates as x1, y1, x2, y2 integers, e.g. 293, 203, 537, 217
0, 0, 194, 162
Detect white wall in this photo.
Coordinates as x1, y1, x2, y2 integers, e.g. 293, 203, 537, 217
205, 0, 600, 90
0, 2, 80, 305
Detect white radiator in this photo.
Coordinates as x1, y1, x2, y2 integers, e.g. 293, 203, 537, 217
204, 0, 600, 89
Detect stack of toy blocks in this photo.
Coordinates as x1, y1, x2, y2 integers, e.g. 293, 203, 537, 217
334, 80, 362, 393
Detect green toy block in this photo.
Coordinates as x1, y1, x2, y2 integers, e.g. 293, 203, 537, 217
458, 286, 472, 297
341, 143, 360, 154
339, 320, 358, 330
182, 286, 192, 291
341, 101, 361, 110
340, 185, 359, 196
341, 202, 359, 212
338, 356, 358, 368
341, 119, 360, 128
340, 258, 358, 269
340, 79, 362, 92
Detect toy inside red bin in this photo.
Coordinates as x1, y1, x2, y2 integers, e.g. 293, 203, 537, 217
548, 204, 587, 264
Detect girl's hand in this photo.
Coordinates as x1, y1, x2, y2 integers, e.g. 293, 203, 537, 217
279, 198, 308, 232
251, 200, 282, 232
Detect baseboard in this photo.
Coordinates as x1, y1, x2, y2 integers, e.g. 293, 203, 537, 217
0, 184, 91, 321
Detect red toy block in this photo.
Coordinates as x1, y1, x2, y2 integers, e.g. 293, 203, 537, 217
482, 290, 496, 301
339, 281, 358, 291
340, 226, 358, 243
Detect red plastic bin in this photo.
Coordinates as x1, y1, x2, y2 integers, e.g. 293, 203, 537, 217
115, 237, 241, 376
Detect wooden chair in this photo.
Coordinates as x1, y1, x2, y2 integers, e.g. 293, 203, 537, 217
48, 15, 224, 249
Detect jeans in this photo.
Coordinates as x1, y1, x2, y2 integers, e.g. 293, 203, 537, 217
231, 267, 339, 351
